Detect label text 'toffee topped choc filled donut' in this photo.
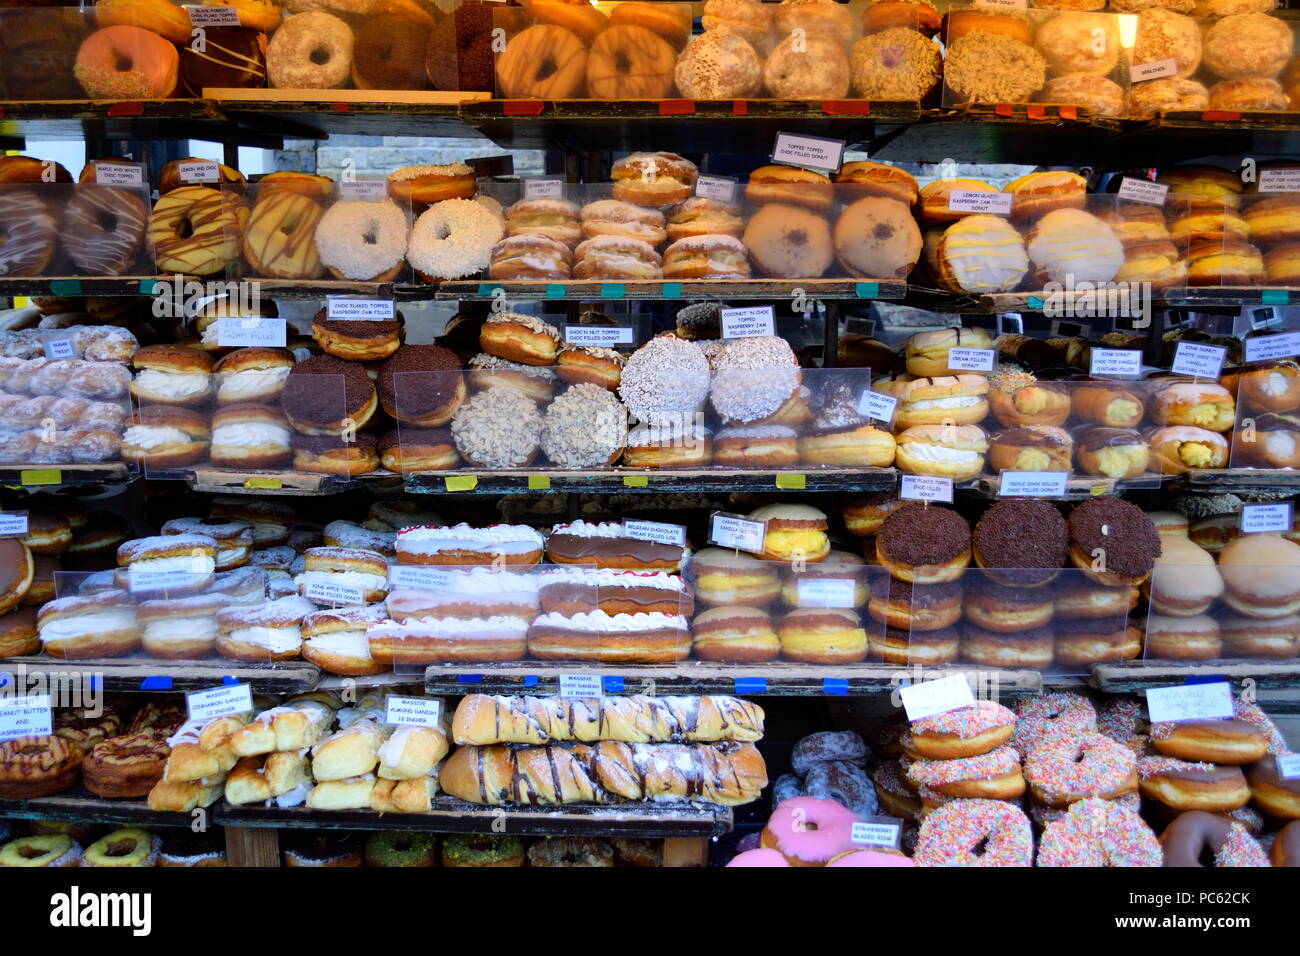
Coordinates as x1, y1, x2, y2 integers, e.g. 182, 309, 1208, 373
771, 132, 845, 174
186, 683, 252, 723
0, 694, 52, 743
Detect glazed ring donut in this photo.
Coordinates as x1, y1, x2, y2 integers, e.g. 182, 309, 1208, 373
243, 191, 326, 279
0, 189, 58, 277
760, 796, 857, 866
61, 186, 149, 276
0, 735, 84, 799
0, 834, 83, 867
1160, 811, 1270, 867
83, 828, 160, 868
149, 186, 246, 277
1023, 732, 1138, 808
267, 12, 354, 89
914, 798, 1033, 867
497, 25, 589, 99
1150, 719, 1270, 765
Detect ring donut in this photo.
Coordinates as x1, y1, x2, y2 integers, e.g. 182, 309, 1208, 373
62, 186, 149, 277
497, 25, 588, 99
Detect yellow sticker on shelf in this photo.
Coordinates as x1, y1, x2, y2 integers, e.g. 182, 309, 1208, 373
775, 473, 806, 490
244, 477, 282, 490
527, 475, 551, 490
13, 297, 28, 309
445, 475, 478, 491
623, 476, 648, 487
20, 470, 61, 486
1090, 485, 1108, 496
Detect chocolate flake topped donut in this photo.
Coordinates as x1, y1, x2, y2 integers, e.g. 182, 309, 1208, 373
280, 355, 374, 427
377, 345, 462, 418
1068, 497, 1161, 580
877, 503, 970, 567
973, 499, 1067, 586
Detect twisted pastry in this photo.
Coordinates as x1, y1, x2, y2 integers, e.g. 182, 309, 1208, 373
440, 740, 767, 806
452, 694, 765, 745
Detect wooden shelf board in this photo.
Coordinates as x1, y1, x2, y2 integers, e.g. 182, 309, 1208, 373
0, 788, 193, 827
0, 657, 320, 694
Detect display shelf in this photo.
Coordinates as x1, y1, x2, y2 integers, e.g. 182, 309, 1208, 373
963, 473, 1170, 501
1180, 468, 1300, 495
424, 661, 1043, 697
185, 466, 395, 496
403, 466, 898, 495
1089, 658, 1300, 696
0, 98, 281, 147
216, 797, 732, 838
436, 278, 906, 302
0, 276, 162, 299
0, 788, 192, 827
0, 657, 320, 694
213, 88, 488, 141
0, 463, 130, 490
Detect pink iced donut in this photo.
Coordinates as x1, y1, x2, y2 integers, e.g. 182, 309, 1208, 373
826, 849, 915, 867
914, 798, 1033, 867
760, 796, 858, 866
725, 848, 791, 867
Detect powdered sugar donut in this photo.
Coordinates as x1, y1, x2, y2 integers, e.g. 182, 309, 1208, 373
322, 520, 395, 557
315, 198, 409, 281
760, 796, 857, 866
1037, 796, 1161, 867
914, 798, 1033, 867
408, 198, 503, 281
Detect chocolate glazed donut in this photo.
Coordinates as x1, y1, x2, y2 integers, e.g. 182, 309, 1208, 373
1159, 810, 1240, 866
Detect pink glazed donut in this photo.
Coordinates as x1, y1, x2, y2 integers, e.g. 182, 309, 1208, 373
760, 796, 858, 866
826, 849, 915, 867
725, 848, 791, 867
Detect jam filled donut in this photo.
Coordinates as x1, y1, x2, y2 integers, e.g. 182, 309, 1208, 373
909, 700, 1016, 760
479, 313, 560, 366
1138, 757, 1250, 813
311, 309, 402, 363
1037, 797, 1162, 867
914, 798, 1034, 867
760, 796, 858, 866
388, 163, 476, 206
1160, 811, 1270, 867
1024, 732, 1138, 807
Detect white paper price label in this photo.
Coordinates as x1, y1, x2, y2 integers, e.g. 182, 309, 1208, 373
337, 180, 388, 200
0, 513, 29, 537
1241, 502, 1292, 534
1278, 754, 1300, 779
1146, 681, 1235, 723
43, 338, 76, 360
523, 178, 563, 199
946, 190, 1013, 215
558, 674, 602, 698
947, 347, 995, 372
94, 162, 144, 186
1171, 341, 1228, 379
899, 474, 953, 503
973, 0, 1028, 8
796, 577, 856, 608
696, 175, 737, 201
720, 306, 775, 339
623, 519, 686, 547
1117, 177, 1169, 207
563, 325, 634, 346
303, 582, 365, 606
898, 675, 975, 721
1259, 168, 1300, 193
709, 513, 767, 554
177, 160, 220, 184
856, 389, 898, 424
1244, 331, 1300, 363
186, 683, 252, 723
385, 695, 443, 727
326, 298, 395, 320
772, 132, 845, 173
185, 5, 241, 26
127, 569, 209, 593
850, 820, 901, 848
1089, 348, 1143, 379
998, 471, 1070, 498
216, 316, 286, 348
387, 565, 456, 590
0, 694, 51, 743
1130, 59, 1178, 83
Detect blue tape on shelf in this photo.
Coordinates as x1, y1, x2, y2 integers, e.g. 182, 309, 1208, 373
1184, 674, 1226, 685
477, 283, 502, 298
1027, 295, 1045, 310
661, 282, 683, 299
602, 675, 625, 693
140, 676, 172, 690
600, 283, 625, 299
822, 678, 848, 696
0, 671, 11, 689
734, 677, 767, 694
523, 675, 539, 688
545, 284, 567, 299
854, 282, 879, 298
222, 675, 238, 686
1262, 289, 1290, 305
457, 674, 483, 684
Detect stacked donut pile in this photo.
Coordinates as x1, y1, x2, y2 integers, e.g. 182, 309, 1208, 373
0, 821, 232, 868
770, 730, 880, 821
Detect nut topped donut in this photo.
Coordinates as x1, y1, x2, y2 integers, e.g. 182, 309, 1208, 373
480, 313, 561, 367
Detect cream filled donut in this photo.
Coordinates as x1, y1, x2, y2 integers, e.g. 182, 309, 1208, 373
367, 614, 530, 665
162, 518, 255, 573
209, 566, 269, 605
294, 546, 388, 604
395, 523, 544, 566
385, 567, 540, 620
300, 605, 389, 676
526, 609, 691, 663
136, 593, 234, 659
37, 591, 139, 659
116, 533, 218, 595
216, 595, 315, 661
315, 198, 409, 281
408, 199, 503, 282
322, 520, 395, 557
538, 568, 690, 617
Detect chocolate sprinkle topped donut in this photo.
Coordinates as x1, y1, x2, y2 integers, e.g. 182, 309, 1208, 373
973, 499, 1067, 586
377, 344, 462, 417
877, 503, 970, 567
280, 355, 374, 426
1067, 497, 1161, 580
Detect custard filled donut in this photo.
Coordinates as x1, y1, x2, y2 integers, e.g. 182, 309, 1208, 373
1160, 810, 1270, 867
267, 12, 354, 89
216, 595, 314, 661
117, 533, 217, 595
311, 309, 401, 362
388, 163, 476, 206
1152, 381, 1236, 432
300, 604, 388, 676
909, 700, 1015, 760
37, 591, 137, 659
689, 548, 780, 607
749, 503, 829, 563
1139, 757, 1250, 812
914, 798, 1033, 867
504, 199, 581, 246
280, 355, 378, 436
777, 608, 868, 664
906, 744, 1025, 803
580, 200, 666, 245
136, 593, 231, 659
1150, 719, 1270, 765
315, 199, 409, 282
1024, 732, 1138, 808
0, 735, 85, 799
691, 606, 780, 662
296, 546, 389, 604
611, 152, 698, 208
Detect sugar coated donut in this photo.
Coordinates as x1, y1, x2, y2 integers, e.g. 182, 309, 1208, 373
267, 12, 354, 89
725, 847, 791, 867
909, 700, 1016, 760
314, 198, 409, 282
408, 198, 503, 282
760, 796, 858, 866
914, 799, 1033, 867
1024, 732, 1137, 807
1036, 797, 1162, 867
1012, 692, 1097, 755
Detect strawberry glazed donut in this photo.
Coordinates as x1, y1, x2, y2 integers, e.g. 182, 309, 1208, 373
914, 798, 1033, 867
904, 744, 1025, 805
1036, 797, 1162, 867
725, 848, 791, 867
825, 849, 915, 867
1024, 732, 1138, 808
908, 699, 1016, 760
760, 796, 857, 866
1012, 691, 1097, 756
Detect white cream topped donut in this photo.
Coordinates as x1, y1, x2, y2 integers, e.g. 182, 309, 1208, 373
216, 595, 315, 661
530, 610, 689, 632
117, 533, 218, 593
132, 368, 212, 401
394, 523, 545, 565
525, 609, 692, 663
385, 567, 541, 619
366, 615, 530, 664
